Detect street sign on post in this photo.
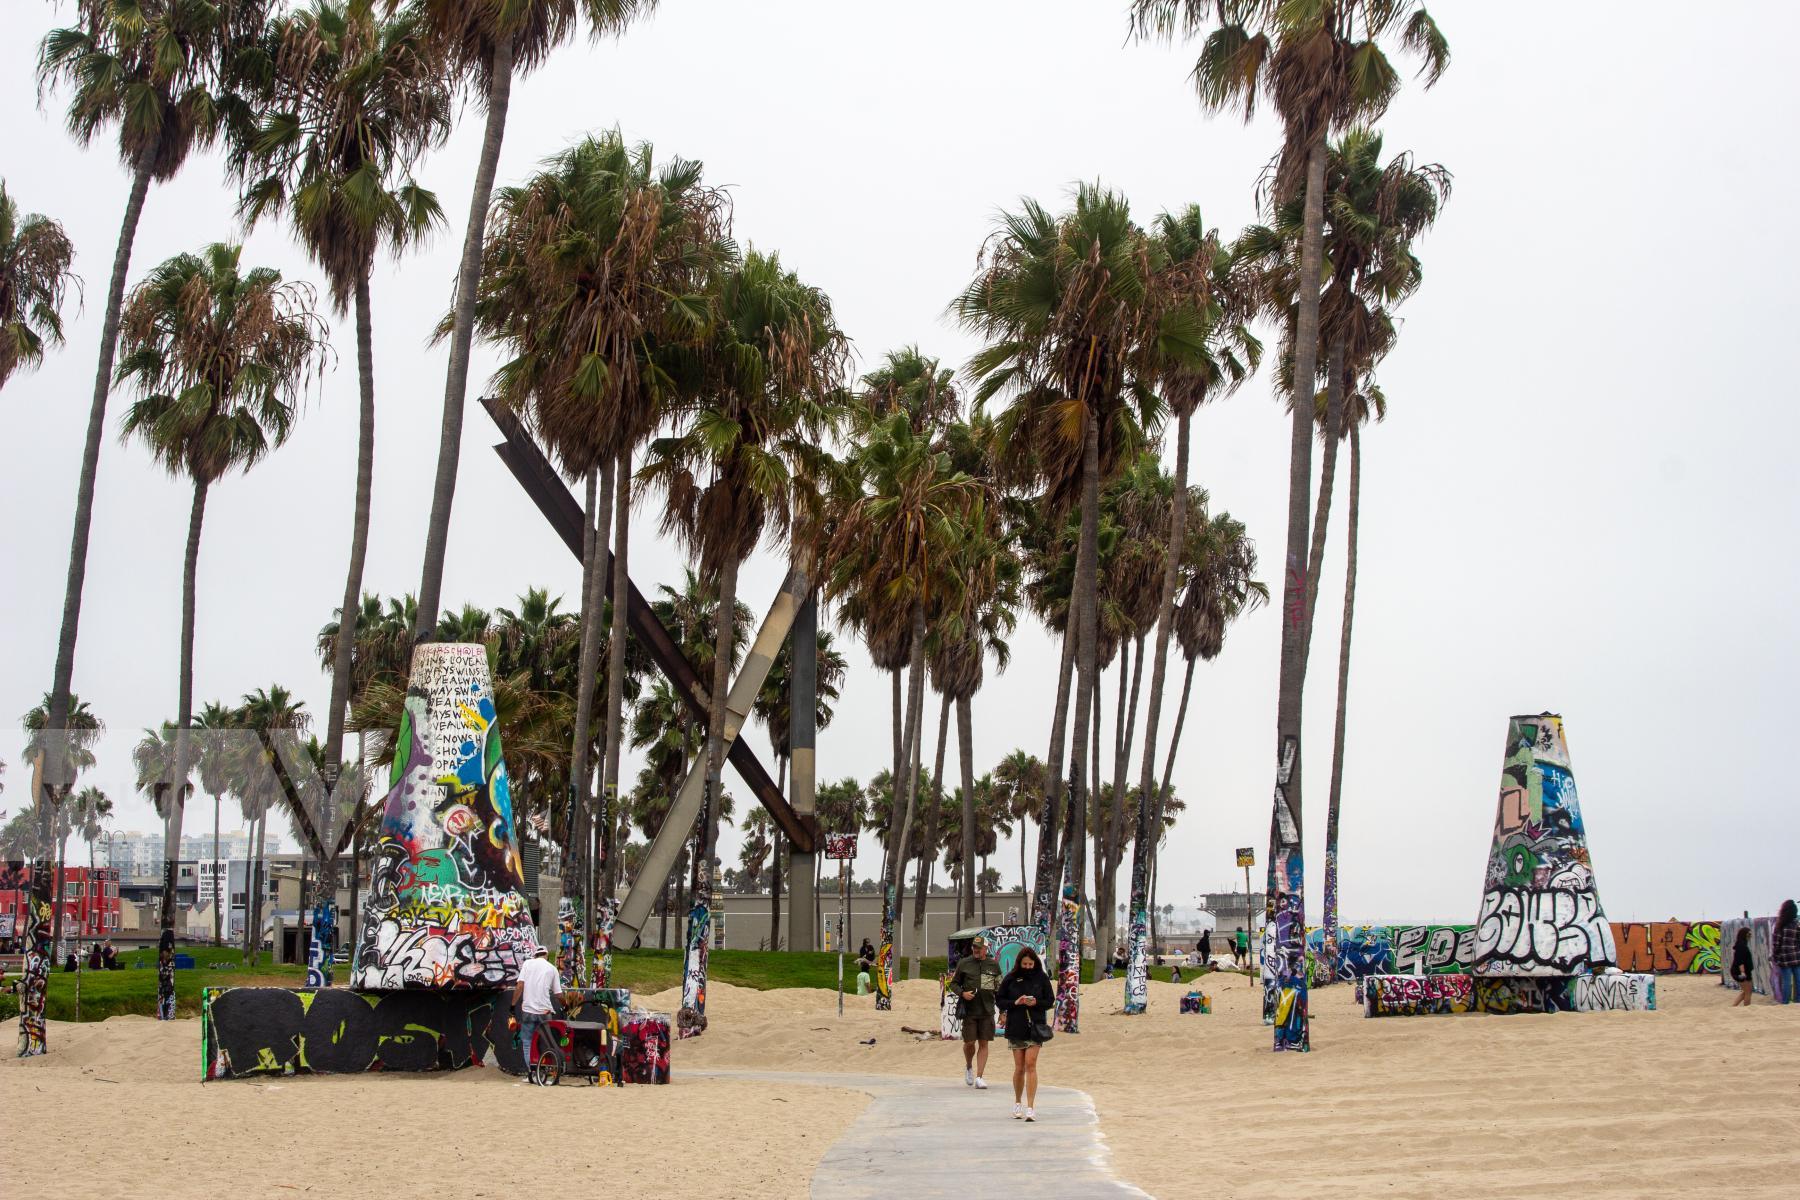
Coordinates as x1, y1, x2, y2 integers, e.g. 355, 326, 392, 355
1236, 848, 1257, 966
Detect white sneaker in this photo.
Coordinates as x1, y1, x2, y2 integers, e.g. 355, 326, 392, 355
964, 1067, 974, 1087
1012, 1103, 1023, 1119
1024, 1106, 1036, 1122
974, 1076, 988, 1090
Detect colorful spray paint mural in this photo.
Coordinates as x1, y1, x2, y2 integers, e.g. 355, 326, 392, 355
1264, 736, 1308, 1051
201, 986, 500, 1079
1055, 887, 1080, 1034
1612, 920, 1722, 974
1570, 973, 1656, 1012
679, 780, 714, 1037
1470, 976, 1575, 1015
6, 862, 52, 1056
157, 928, 176, 1021
1472, 715, 1617, 977
353, 643, 540, 989
1363, 973, 1473, 1017
1123, 901, 1150, 1015
306, 902, 336, 988
874, 882, 896, 1012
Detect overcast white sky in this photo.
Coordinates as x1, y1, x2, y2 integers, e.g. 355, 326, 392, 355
4, 1, 1796, 924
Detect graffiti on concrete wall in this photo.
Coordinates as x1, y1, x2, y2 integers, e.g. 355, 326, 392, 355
874, 882, 896, 1012
1473, 715, 1618, 977
201, 986, 498, 1079
1612, 921, 1721, 974
1571, 973, 1656, 1012
1265, 735, 1309, 1051
1471, 976, 1575, 1015
157, 928, 177, 1021
306, 902, 336, 988
1055, 888, 1081, 1034
6, 862, 52, 1056
353, 644, 540, 989
1363, 973, 1474, 1017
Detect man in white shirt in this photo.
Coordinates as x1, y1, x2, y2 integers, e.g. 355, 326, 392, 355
513, 945, 561, 1065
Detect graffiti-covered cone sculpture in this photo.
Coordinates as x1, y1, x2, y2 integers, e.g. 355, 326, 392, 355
353, 643, 541, 988
1472, 714, 1617, 976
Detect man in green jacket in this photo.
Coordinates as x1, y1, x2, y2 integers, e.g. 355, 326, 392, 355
950, 935, 1000, 1089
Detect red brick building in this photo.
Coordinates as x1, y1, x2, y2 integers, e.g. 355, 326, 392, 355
0, 866, 120, 942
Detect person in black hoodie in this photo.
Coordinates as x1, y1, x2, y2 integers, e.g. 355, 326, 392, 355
1730, 925, 1755, 1007
997, 948, 1055, 1121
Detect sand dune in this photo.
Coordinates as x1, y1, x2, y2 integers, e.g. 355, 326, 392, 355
3, 972, 1795, 1198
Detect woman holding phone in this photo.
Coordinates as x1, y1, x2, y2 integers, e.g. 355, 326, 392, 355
997, 948, 1056, 1121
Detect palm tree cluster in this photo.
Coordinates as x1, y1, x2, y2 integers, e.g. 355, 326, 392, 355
14, 1, 1453, 1059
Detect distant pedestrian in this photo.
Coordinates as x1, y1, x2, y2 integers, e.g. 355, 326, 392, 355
87, 943, 102, 970
855, 967, 872, 996
998, 948, 1055, 1122
950, 936, 999, 1090
1730, 926, 1755, 1007
1170, 962, 1183, 984
1233, 927, 1248, 967
1774, 900, 1800, 1005
512, 945, 561, 1065
1198, 931, 1212, 965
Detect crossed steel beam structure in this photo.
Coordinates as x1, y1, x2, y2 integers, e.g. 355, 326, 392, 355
481, 398, 819, 948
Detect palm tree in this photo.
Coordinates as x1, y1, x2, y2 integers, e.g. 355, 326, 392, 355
1121, 204, 1260, 1008
236, 0, 453, 895
131, 722, 189, 929
194, 701, 241, 945
235, 686, 311, 961
472, 130, 729, 959
1321, 377, 1385, 965
815, 776, 867, 947
1131, 0, 1448, 1054
828, 410, 976, 1004
0, 180, 78, 391
955, 185, 1205, 1029
754, 625, 847, 948
642, 247, 847, 1003
991, 750, 1047, 907
118, 242, 327, 931
34, 0, 261, 802
412, 0, 660, 638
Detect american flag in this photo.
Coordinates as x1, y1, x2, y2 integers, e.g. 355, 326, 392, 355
527, 811, 548, 834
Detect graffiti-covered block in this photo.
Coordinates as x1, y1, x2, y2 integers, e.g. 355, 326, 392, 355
201, 987, 500, 1080
1179, 991, 1211, 1014
1472, 976, 1575, 1015
353, 643, 541, 990
1472, 715, 1618, 977
1362, 973, 1473, 1017
1570, 973, 1656, 1012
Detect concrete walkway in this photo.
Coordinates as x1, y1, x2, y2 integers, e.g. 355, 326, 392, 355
694, 1069, 1147, 1199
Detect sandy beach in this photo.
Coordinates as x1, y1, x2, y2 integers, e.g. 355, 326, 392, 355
4, 973, 1796, 1198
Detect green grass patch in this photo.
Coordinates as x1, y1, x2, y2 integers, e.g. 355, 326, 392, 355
0, 954, 308, 1023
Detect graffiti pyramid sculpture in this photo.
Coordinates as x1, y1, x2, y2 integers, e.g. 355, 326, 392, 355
353, 642, 541, 988
1471, 713, 1618, 977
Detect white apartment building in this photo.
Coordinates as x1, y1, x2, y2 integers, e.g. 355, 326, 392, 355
97, 830, 269, 879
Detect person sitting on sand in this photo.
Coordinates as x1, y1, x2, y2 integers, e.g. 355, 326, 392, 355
1731, 925, 1755, 1007
998, 948, 1055, 1122
1774, 899, 1800, 1005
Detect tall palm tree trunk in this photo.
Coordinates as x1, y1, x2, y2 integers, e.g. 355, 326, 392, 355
910, 692, 951, 961
1301, 338, 1346, 661
684, 551, 742, 1020
573, 464, 614, 979
315, 263, 380, 947
956, 694, 976, 922
163, 480, 209, 939
1057, 409, 1104, 1034
1031, 629, 1076, 926
1266, 136, 1328, 1053
1126, 411, 1191, 1013
212, 791, 222, 946
414, 33, 515, 637
877, 601, 928, 1010
600, 450, 632, 902
51, 828, 69, 961
1322, 423, 1361, 964
42, 152, 154, 814
1099, 635, 1143, 967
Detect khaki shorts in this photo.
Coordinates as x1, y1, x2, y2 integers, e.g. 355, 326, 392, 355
961, 1011, 995, 1042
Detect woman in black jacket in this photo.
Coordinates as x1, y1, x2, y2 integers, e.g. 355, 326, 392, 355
1730, 925, 1756, 1006
997, 949, 1055, 1121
